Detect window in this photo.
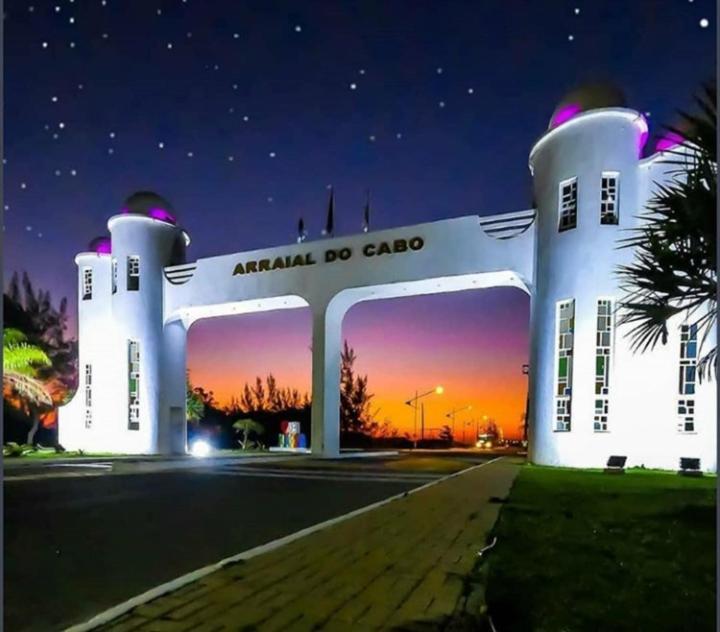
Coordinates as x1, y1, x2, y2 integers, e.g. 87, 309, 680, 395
558, 178, 577, 232
600, 172, 619, 225
594, 299, 613, 431
82, 267, 93, 300
127, 256, 140, 291
84, 364, 92, 428
128, 340, 140, 430
554, 299, 575, 431
677, 324, 698, 432
112, 258, 118, 294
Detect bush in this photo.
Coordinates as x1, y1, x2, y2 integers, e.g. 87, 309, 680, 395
3, 442, 36, 457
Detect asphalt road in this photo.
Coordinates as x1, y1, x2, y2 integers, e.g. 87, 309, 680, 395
4, 461, 430, 632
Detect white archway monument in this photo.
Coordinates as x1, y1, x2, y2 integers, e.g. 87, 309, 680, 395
59, 105, 716, 471
162, 211, 535, 457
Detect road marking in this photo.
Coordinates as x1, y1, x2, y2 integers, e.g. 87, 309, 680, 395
64, 457, 502, 632
204, 469, 438, 484
218, 465, 438, 479
5, 471, 107, 482
47, 463, 113, 469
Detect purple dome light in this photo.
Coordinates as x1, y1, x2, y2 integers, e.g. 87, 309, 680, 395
88, 236, 112, 254
656, 131, 683, 152
148, 207, 177, 224
121, 191, 178, 225
551, 103, 582, 128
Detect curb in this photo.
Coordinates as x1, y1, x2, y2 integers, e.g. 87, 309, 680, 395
64, 456, 503, 632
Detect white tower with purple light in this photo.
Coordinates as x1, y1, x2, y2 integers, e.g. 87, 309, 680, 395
528, 86, 715, 471
59, 88, 716, 472
58, 193, 190, 454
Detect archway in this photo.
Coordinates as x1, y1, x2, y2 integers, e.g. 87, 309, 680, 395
339, 285, 530, 451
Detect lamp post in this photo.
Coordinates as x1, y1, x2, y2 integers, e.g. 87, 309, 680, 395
405, 385, 444, 448
444, 405, 472, 442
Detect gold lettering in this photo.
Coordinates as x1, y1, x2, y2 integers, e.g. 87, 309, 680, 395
363, 243, 375, 256
292, 254, 305, 267
233, 263, 245, 275
272, 257, 285, 270
246, 261, 257, 273
325, 249, 338, 262
393, 239, 407, 253
258, 259, 270, 272
305, 253, 316, 265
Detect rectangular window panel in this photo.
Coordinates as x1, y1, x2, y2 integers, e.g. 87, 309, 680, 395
600, 172, 619, 225
84, 363, 92, 428
594, 299, 613, 431
127, 256, 140, 291
128, 340, 140, 430
558, 178, 578, 232
677, 324, 698, 432
555, 299, 575, 431
82, 267, 93, 300
112, 258, 118, 294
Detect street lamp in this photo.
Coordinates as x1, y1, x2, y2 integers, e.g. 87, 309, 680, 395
405, 385, 444, 448
444, 405, 472, 440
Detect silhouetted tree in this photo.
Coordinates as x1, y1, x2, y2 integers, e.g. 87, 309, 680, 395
4, 272, 77, 444
438, 425, 454, 443
340, 340, 374, 433
252, 376, 267, 411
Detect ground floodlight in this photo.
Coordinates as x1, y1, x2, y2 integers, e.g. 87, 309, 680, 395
604, 455, 627, 474
679, 457, 702, 476
190, 439, 212, 458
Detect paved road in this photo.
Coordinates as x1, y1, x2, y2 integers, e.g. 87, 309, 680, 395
4, 459, 453, 632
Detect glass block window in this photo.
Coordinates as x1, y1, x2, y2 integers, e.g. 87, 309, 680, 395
82, 267, 93, 300
558, 178, 577, 232
128, 340, 140, 430
127, 255, 140, 291
677, 324, 698, 433
677, 399, 695, 433
112, 258, 118, 294
84, 364, 92, 428
600, 172, 619, 225
555, 299, 575, 431
594, 299, 613, 431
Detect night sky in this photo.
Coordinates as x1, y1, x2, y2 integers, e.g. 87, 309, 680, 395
4, 1, 715, 438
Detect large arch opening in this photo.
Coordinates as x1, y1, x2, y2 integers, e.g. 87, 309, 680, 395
184, 296, 312, 453
338, 284, 530, 451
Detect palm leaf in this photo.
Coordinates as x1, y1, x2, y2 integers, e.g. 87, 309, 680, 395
3, 373, 53, 408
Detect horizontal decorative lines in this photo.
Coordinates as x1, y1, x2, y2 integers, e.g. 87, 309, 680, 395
164, 262, 197, 285
478, 210, 536, 240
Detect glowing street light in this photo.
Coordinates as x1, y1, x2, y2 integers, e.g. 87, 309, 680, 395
445, 405, 472, 439
405, 385, 444, 447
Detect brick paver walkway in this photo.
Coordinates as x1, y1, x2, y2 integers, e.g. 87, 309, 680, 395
97, 458, 520, 632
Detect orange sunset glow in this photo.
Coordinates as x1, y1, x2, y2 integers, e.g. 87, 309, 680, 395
187, 287, 530, 440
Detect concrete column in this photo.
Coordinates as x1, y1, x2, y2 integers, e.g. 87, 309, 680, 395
310, 303, 343, 458
158, 319, 188, 455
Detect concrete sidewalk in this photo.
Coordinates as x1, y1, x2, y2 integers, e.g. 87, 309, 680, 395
94, 458, 520, 631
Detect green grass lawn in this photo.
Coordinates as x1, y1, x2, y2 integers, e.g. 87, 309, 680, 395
486, 465, 716, 632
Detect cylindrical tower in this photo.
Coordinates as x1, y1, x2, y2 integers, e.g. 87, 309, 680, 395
58, 238, 113, 450
527, 87, 649, 468
108, 192, 187, 454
